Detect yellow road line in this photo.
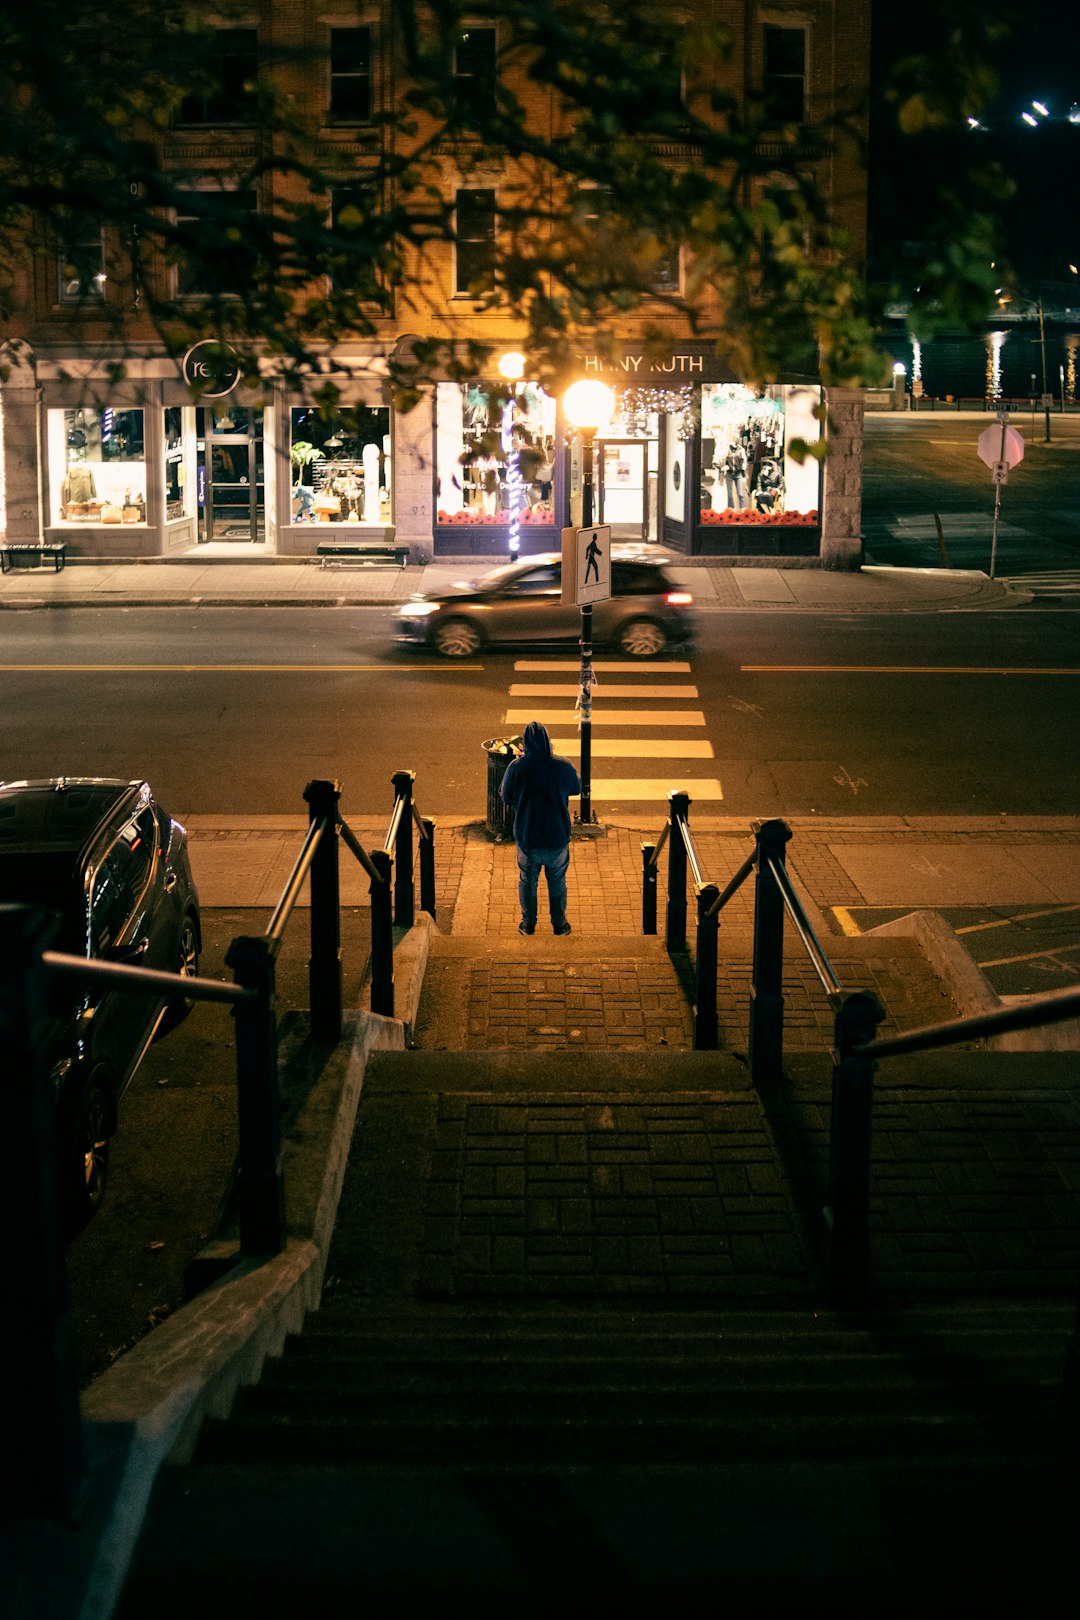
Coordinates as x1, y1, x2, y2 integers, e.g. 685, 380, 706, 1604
831, 906, 864, 937
977, 942, 1080, 969
742, 665, 1080, 675
955, 903, 1080, 935
0, 663, 483, 673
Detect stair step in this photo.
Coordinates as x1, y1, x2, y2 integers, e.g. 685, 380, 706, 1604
362, 1046, 753, 1094
195, 1404, 1060, 1469
264, 1349, 1065, 1392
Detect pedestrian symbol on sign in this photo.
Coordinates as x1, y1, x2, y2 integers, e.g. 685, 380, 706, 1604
563, 523, 611, 605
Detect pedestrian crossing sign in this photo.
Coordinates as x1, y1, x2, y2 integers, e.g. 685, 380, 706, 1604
561, 524, 611, 605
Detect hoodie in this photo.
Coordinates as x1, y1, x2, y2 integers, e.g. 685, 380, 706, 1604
499, 721, 582, 850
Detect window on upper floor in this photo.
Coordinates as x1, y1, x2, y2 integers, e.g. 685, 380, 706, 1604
57, 221, 106, 304
455, 187, 496, 294
329, 27, 373, 123
574, 186, 681, 296
762, 25, 807, 124
176, 28, 259, 126
173, 189, 259, 298
454, 24, 497, 113
330, 182, 382, 298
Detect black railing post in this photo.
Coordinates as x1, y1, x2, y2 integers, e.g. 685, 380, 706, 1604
666, 792, 690, 951
391, 770, 415, 928
826, 990, 884, 1309
303, 778, 342, 1044
642, 842, 657, 935
0, 904, 83, 1522
369, 848, 395, 1017
225, 935, 286, 1257
694, 883, 720, 1050
749, 817, 792, 1082
419, 816, 437, 921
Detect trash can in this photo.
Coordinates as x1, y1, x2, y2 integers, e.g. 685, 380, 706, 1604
482, 736, 521, 841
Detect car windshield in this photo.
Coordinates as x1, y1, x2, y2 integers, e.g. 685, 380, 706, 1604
0, 851, 86, 954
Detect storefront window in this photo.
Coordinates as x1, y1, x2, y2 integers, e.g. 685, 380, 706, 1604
49, 407, 146, 526
699, 384, 820, 532
435, 381, 556, 532
165, 407, 197, 521
290, 406, 391, 524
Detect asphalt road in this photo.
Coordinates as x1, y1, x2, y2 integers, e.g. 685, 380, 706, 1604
2, 604, 1078, 818
862, 412, 1080, 581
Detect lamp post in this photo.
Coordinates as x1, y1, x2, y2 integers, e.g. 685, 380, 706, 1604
563, 378, 615, 826
498, 351, 528, 560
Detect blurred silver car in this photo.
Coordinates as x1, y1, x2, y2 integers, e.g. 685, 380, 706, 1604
396, 550, 695, 657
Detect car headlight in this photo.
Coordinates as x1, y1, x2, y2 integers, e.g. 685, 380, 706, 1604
398, 602, 441, 619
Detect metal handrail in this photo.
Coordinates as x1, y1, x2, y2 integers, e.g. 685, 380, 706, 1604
765, 855, 843, 1000
339, 816, 384, 884
858, 982, 1080, 1061
41, 949, 251, 1004
412, 801, 430, 840
676, 813, 704, 891
266, 813, 327, 946
705, 850, 755, 919
384, 793, 405, 854
645, 820, 670, 866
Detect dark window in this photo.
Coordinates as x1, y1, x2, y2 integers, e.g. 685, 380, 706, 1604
575, 186, 680, 296
331, 183, 381, 297
763, 26, 806, 124
174, 190, 258, 298
329, 27, 372, 122
613, 563, 662, 595
455, 188, 496, 294
501, 565, 560, 594
57, 221, 105, 304
177, 28, 259, 126
455, 25, 496, 110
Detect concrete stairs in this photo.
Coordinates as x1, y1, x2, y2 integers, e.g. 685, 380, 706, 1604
117, 1298, 1075, 1612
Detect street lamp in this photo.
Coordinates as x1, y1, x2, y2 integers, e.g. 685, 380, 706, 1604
498, 351, 528, 560
563, 378, 615, 825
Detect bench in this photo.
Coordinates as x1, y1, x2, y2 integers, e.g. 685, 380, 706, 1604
0, 543, 66, 574
317, 542, 409, 569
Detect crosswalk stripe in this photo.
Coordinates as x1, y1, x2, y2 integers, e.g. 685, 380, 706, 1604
550, 739, 715, 757
514, 659, 692, 672
509, 683, 699, 698
572, 780, 724, 801
505, 709, 706, 726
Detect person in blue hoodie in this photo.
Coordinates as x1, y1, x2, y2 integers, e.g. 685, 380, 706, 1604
500, 720, 582, 936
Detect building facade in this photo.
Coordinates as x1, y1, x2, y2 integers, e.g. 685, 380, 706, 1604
0, 2, 872, 569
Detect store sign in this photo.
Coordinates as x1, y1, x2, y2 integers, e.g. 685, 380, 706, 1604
577, 345, 715, 378
181, 340, 242, 399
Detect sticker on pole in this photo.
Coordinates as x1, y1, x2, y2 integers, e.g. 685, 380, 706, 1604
977, 422, 1024, 473
561, 524, 611, 605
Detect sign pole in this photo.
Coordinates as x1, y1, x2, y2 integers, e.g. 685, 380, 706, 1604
579, 430, 596, 824
990, 414, 1007, 579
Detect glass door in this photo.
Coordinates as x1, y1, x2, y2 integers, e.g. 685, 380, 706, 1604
598, 440, 648, 542
198, 408, 265, 543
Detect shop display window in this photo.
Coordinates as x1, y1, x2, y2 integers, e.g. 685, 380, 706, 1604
435, 381, 557, 532
290, 406, 391, 524
49, 407, 147, 527
165, 406, 196, 521
698, 384, 820, 532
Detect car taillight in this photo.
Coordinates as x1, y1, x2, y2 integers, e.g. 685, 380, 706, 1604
666, 592, 694, 605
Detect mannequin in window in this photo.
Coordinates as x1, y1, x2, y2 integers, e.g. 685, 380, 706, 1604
61, 462, 97, 514
754, 458, 784, 513
722, 441, 748, 510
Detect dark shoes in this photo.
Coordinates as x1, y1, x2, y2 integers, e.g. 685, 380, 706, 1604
553, 920, 572, 936
519, 920, 535, 936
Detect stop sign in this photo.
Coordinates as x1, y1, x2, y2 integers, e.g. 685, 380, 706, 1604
977, 422, 1024, 469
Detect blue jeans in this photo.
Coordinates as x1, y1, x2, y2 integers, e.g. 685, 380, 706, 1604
517, 843, 570, 929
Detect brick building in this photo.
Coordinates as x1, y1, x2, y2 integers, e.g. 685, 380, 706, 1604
0, 2, 871, 568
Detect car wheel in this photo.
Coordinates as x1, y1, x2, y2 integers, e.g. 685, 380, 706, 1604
62, 1077, 110, 1236
619, 618, 668, 657
434, 618, 482, 657
173, 911, 200, 1012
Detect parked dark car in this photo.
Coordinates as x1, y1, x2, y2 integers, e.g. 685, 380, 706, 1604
0, 778, 200, 1234
396, 550, 695, 657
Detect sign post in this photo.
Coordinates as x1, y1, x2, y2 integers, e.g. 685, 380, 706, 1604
561, 521, 611, 824
977, 416, 1024, 579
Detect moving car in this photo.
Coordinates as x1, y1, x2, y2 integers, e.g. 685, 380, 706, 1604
0, 777, 200, 1234
396, 550, 695, 657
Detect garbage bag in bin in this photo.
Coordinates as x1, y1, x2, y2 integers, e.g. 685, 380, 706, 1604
482, 735, 522, 841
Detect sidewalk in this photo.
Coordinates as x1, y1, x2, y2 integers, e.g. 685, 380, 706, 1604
0, 550, 1030, 611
